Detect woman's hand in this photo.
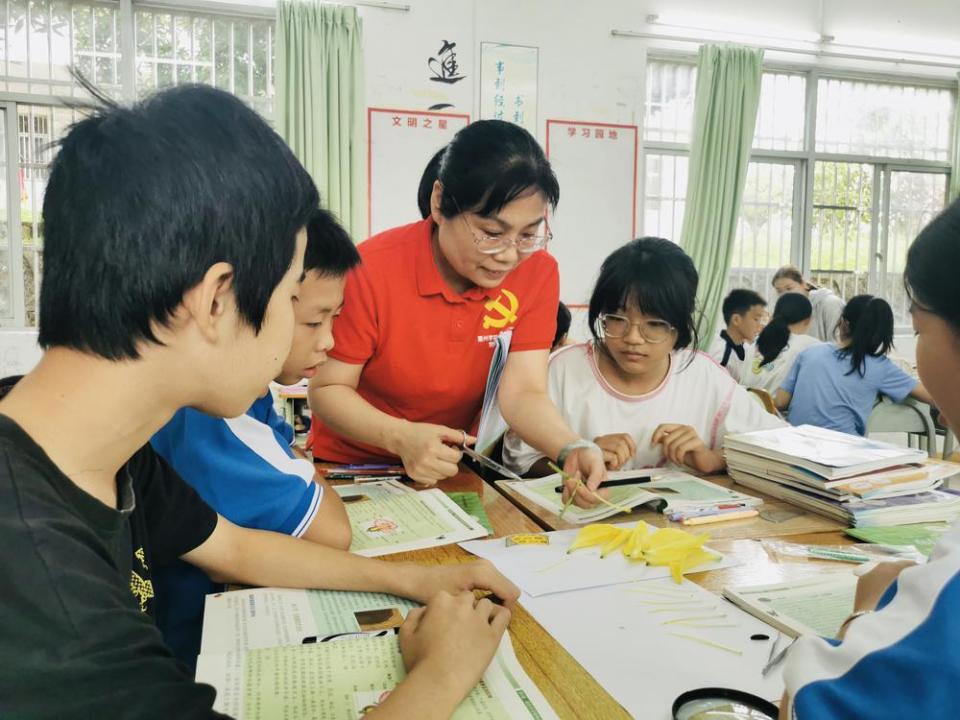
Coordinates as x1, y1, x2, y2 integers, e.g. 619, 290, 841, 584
393, 421, 472, 484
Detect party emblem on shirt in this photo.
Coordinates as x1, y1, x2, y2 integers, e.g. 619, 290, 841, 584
129, 546, 154, 613
482, 289, 519, 330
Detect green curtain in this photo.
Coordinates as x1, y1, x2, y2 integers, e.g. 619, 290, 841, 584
276, 1, 366, 238
951, 71, 960, 202
679, 44, 764, 349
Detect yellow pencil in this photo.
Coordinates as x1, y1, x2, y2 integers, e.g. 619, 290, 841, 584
681, 509, 758, 526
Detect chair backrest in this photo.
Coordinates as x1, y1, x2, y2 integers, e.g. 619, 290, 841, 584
747, 387, 779, 416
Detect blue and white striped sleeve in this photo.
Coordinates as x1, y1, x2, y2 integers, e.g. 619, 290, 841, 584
151, 407, 322, 538
784, 523, 960, 719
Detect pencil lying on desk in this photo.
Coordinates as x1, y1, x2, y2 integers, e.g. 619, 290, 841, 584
680, 509, 759, 526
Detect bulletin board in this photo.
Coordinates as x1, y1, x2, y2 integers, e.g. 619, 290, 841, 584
367, 107, 470, 236
545, 119, 638, 307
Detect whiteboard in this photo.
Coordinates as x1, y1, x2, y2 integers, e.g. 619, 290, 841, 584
367, 108, 469, 237
545, 120, 638, 307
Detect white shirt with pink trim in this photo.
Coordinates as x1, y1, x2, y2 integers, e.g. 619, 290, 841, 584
503, 342, 786, 474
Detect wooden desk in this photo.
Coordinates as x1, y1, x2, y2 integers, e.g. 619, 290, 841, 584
495, 474, 845, 540
319, 465, 631, 718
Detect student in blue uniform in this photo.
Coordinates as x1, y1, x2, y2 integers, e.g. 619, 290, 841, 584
0, 85, 518, 720
781, 197, 960, 720
149, 208, 358, 665
775, 294, 933, 435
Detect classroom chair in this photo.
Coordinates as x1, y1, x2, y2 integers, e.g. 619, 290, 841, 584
866, 395, 936, 456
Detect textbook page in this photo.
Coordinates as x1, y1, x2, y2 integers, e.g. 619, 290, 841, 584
200, 588, 420, 655
503, 471, 761, 524
196, 634, 558, 720
334, 482, 489, 556
722, 574, 857, 639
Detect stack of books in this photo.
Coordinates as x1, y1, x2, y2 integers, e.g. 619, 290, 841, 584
724, 425, 960, 527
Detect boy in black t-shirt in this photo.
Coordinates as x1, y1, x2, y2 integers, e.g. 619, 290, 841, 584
0, 86, 517, 719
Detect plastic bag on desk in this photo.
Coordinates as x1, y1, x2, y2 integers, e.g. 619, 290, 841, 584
760, 538, 925, 565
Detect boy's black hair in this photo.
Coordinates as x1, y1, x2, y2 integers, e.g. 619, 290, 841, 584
722, 288, 767, 325
417, 148, 444, 219
588, 238, 699, 352
755, 292, 812, 367
38, 84, 319, 361
905, 198, 960, 330
837, 294, 895, 377
304, 208, 360, 277
436, 120, 559, 218
554, 301, 572, 349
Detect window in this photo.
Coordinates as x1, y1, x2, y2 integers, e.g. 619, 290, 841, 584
642, 152, 688, 241
817, 78, 954, 161
135, 8, 274, 118
0, 0, 121, 97
729, 161, 798, 303
0, 2, 276, 327
641, 60, 955, 331
644, 60, 697, 144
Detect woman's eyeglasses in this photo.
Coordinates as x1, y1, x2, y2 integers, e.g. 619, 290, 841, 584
451, 197, 552, 255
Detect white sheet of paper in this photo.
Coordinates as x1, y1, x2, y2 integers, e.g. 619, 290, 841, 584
520, 579, 786, 719
459, 521, 735, 596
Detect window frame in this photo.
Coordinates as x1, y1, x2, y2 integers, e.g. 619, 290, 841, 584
640, 55, 956, 332
0, 0, 275, 327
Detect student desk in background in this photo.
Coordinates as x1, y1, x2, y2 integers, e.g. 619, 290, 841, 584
494, 473, 846, 540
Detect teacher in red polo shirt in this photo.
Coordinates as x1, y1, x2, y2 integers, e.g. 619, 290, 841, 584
308, 120, 604, 503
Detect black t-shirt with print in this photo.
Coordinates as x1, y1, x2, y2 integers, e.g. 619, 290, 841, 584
0, 414, 228, 719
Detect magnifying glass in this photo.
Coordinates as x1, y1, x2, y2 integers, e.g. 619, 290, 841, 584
672, 688, 779, 720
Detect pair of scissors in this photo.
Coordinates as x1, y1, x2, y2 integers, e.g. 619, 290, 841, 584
459, 431, 523, 480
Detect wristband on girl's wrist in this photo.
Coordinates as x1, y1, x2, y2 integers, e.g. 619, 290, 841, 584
556, 439, 602, 467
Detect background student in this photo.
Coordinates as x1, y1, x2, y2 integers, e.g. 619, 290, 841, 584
503, 238, 784, 483
149, 208, 358, 666
771, 264, 846, 341
776, 294, 933, 435
553, 301, 573, 352
781, 198, 960, 720
709, 288, 767, 381
308, 120, 606, 501
0, 85, 518, 719
742, 292, 821, 396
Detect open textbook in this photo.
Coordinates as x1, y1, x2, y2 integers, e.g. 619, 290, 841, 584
196, 587, 558, 720
502, 470, 762, 524
333, 479, 488, 556
722, 574, 858, 639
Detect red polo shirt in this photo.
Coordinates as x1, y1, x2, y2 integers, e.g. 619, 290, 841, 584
310, 217, 559, 462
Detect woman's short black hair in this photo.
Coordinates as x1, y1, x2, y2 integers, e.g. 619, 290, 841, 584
417, 148, 444, 219
554, 301, 572, 349
588, 238, 699, 351
906, 198, 960, 330
38, 84, 318, 361
435, 120, 559, 218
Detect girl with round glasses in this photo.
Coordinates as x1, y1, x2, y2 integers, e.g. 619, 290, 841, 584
504, 237, 784, 483
308, 120, 606, 494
